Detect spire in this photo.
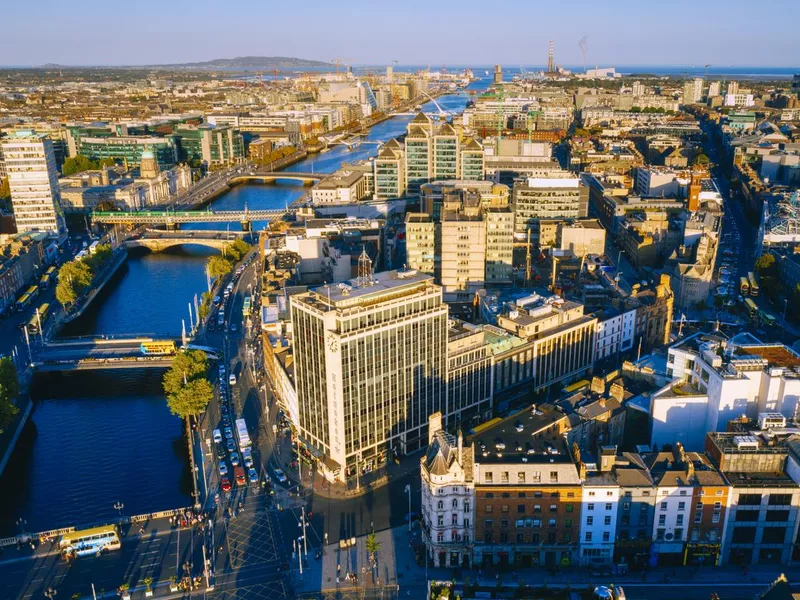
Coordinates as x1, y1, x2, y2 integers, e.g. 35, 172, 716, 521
357, 247, 373, 287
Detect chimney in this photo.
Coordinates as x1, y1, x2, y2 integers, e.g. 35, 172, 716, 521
458, 430, 463, 458
609, 381, 625, 402
428, 412, 443, 445
598, 397, 607, 408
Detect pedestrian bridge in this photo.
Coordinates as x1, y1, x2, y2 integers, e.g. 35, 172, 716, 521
34, 336, 180, 371
91, 208, 292, 228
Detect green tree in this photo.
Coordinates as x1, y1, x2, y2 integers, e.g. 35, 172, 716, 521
166, 378, 213, 420
755, 253, 777, 275
230, 238, 251, 260
0, 177, 10, 200
366, 532, 381, 565
198, 291, 212, 320
55, 260, 93, 306
162, 350, 208, 398
207, 255, 233, 278
85, 243, 112, 272
693, 153, 710, 167
62, 155, 95, 176
0, 357, 20, 431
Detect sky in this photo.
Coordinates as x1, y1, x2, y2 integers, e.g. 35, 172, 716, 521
2, 0, 799, 67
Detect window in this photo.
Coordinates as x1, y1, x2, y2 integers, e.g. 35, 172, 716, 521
585, 532, 593, 542
762, 527, 785, 544
464, 518, 470, 528
501, 471, 509, 484
674, 528, 683, 540
437, 501, 443, 510
485, 505, 493, 513
437, 532, 444, 542
534, 505, 542, 513
602, 532, 610, 542
735, 510, 759, 522
658, 515, 666, 526
676, 514, 684, 526
438, 515, 444, 527
605, 503, 612, 511
501, 505, 509, 513
550, 471, 558, 483
768, 494, 792, 506
516, 532, 524, 543
565, 518, 572, 528
642, 491, 650, 497
484, 519, 493, 529
732, 527, 756, 543
452, 514, 458, 526
464, 502, 470, 512
518, 492, 526, 498
656, 528, 665, 541
485, 493, 494, 499
548, 532, 556, 544
548, 519, 557, 528
484, 472, 493, 484
589, 491, 596, 497
607, 491, 614, 497
518, 472, 526, 484
604, 516, 611, 526
678, 502, 686, 511
500, 519, 509, 529
679, 490, 687, 496
588, 503, 595, 511
586, 516, 594, 526
452, 499, 458, 509
638, 512, 649, 526
766, 510, 789, 522
565, 504, 574, 513
738, 493, 762, 506
549, 505, 557, 513
660, 502, 667, 511
518, 504, 526, 514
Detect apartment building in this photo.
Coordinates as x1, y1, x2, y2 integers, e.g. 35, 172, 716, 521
174, 123, 244, 166
2, 132, 67, 236
579, 459, 620, 567
373, 139, 405, 200
614, 454, 657, 567
420, 413, 475, 568
291, 268, 449, 482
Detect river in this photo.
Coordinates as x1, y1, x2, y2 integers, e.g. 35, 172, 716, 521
0, 83, 486, 535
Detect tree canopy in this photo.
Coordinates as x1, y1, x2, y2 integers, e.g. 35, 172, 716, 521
55, 260, 93, 306
0, 177, 10, 200
207, 255, 233, 278
162, 350, 209, 398
0, 357, 20, 432
693, 153, 710, 166
166, 378, 213, 420
62, 155, 116, 176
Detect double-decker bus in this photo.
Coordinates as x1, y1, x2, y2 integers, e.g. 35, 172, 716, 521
748, 272, 759, 297
739, 277, 750, 296
25, 285, 40, 302
40, 266, 57, 288
27, 303, 51, 335
140, 340, 177, 355
15, 293, 32, 312
59, 525, 121, 559
744, 298, 758, 318
242, 296, 252, 318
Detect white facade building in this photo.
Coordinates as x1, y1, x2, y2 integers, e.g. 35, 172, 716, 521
579, 471, 620, 566
594, 307, 637, 361
420, 413, 475, 568
2, 132, 66, 237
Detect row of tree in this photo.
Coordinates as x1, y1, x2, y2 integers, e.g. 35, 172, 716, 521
55, 244, 114, 307
206, 238, 252, 280
251, 145, 298, 167
62, 155, 117, 177
0, 357, 20, 433
162, 350, 214, 421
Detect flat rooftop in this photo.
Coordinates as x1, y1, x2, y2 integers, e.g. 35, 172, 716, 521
467, 405, 572, 465
734, 345, 800, 370
302, 268, 435, 308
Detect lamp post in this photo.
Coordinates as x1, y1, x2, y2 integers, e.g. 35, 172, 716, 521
404, 484, 411, 531
783, 298, 789, 323
113, 501, 124, 518
16, 518, 27, 536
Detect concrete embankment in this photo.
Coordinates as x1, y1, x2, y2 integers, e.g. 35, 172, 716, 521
62, 249, 128, 324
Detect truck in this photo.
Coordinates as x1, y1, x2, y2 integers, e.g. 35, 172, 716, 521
235, 418, 251, 451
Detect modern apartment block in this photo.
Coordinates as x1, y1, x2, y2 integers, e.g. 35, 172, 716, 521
512, 173, 589, 241
291, 268, 449, 482
66, 125, 178, 169
2, 132, 67, 236
174, 124, 244, 166
373, 139, 405, 199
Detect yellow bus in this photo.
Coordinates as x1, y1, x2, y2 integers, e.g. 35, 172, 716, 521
25, 285, 40, 301
140, 340, 177, 355
744, 298, 758, 318
40, 266, 57, 288
27, 303, 51, 335
15, 293, 31, 312
59, 525, 121, 559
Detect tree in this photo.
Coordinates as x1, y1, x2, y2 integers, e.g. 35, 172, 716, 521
62, 155, 117, 176
198, 291, 212, 320
755, 253, 777, 275
56, 260, 93, 306
693, 153, 710, 167
85, 244, 112, 272
0, 177, 10, 200
366, 532, 381, 565
162, 350, 208, 397
0, 357, 19, 432
207, 255, 233, 278
166, 378, 213, 419
230, 238, 251, 260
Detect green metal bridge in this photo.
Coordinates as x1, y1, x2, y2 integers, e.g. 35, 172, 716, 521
91, 207, 292, 228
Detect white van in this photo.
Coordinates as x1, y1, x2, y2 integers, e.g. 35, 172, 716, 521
213, 429, 222, 444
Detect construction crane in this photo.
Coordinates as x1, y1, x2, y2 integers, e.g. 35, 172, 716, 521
332, 58, 343, 74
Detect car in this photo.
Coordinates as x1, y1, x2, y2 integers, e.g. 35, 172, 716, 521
213, 429, 222, 444
213, 295, 221, 305
229, 374, 237, 386
221, 477, 231, 492
226, 438, 236, 452
235, 467, 246, 486
224, 427, 233, 439
218, 365, 225, 376
231, 324, 237, 332
218, 462, 228, 476
230, 452, 240, 466
515, 421, 524, 433
216, 444, 226, 459
248, 468, 259, 484
273, 468, 288, 483
222, 414, 231, 427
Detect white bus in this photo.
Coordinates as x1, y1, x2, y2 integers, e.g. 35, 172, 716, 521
59, 525, 121, 559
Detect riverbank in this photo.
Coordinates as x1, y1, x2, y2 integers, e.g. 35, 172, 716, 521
61, 248, 129, 324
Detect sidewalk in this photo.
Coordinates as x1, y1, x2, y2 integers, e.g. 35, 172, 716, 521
293, 523, 800, 594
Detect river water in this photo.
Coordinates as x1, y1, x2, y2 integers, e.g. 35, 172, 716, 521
0, 84, 485, 535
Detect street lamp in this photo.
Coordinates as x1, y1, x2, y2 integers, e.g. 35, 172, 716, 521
783, 298, 789, 322
16, 518, 27, 535
113, 501, 124, 517
404, 484, 412, 532
44, 587, 57, 600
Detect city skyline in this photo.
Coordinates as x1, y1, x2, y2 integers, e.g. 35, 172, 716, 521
2, 0, 799, 67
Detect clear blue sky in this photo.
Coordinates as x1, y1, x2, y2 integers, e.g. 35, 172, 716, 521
2, 0, 798, 67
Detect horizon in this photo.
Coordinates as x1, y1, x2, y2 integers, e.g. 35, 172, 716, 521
2, 0, 798, 67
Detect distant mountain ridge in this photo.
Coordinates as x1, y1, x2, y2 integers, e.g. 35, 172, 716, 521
153, 56, 331, 69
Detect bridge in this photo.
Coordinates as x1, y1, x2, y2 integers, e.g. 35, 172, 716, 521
34, 337, 180, 371
91, 207, 292, 229
230, 171, 321, 185
125, 229, 250, 252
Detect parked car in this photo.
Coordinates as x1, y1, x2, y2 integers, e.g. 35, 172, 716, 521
229, 374, 237, 386
224, 427, 233, 439
248, 468, 259, 484
226, 438, 236, 452
230, 452, 240, 467
218, 463, 228, 476
221, 477, 231, 492
273, 468, 288, 483
234, 466, 246, 486
213, 429, 222, 444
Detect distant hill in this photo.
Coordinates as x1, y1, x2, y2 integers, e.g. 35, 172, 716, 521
153, 56, 332, 69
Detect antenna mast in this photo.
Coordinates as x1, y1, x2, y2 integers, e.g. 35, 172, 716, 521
358, 247, 373, 286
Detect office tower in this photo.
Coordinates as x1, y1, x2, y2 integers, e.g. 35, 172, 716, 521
1, 132, 66, 236
547, 41, 555, 73
632, 81, 645, 97
291, 267, 448, 481
727, 80, 739, 96
512, 173, 589, 241
683, 78, 703, 104
386, 65, 393, 83
708, 81, 721, 98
